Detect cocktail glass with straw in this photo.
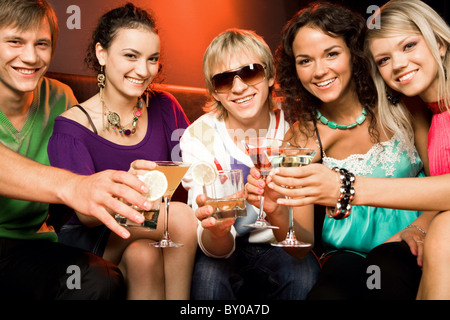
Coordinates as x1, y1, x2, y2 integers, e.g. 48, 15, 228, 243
266, 147, 317, 247
241, 137, 288, 229
149, 161, 190, 248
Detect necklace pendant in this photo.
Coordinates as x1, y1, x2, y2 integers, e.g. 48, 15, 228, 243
101, 96, 143, 136
327, 121, 338, 129
356, 114, 366, 125
107, 112, 120, 126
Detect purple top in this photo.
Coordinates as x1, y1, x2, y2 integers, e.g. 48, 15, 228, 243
48, 91, 190, 248
48, 91, 190, 174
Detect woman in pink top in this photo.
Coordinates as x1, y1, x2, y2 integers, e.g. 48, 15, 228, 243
365, 0, 450, 299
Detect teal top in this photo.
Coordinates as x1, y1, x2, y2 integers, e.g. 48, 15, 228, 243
0, 77, 77, 241
321, 133, 424, 257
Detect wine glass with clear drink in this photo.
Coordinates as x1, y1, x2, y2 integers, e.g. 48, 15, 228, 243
266, 147, 317, 247
149, 161, 190, 248
241, 137, 287, 229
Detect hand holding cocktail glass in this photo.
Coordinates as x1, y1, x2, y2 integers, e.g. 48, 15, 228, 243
266, 147, 317, 247
115, 162, 167, 230
246, 147, 317, 247
114, 160, 190, 248
241, 137, 288, 229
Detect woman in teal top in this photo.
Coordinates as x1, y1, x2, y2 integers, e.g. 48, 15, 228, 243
320, 133, 424, 257
246, 2, 433, 299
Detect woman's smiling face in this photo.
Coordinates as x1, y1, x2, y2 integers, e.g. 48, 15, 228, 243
96, 27, 160, 99
293, 26, 354, 105
369, 34, 444, 102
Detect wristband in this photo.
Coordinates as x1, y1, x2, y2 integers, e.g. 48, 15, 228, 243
326, 167, 355, 220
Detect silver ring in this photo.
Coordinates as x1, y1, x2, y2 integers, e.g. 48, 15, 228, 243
416, 240, 424, 243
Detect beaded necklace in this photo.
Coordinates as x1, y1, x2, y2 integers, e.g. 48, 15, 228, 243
316, 107, 367, 130
101, 97, 144, 135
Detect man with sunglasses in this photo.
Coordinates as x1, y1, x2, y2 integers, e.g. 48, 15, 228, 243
181, 28, 320, 300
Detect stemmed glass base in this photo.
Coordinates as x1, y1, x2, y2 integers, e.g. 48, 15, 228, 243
270, 197, 311, 248
243, 219, 279, 229
271, 230, 311, 248
149, 194, 183, 248
150, 236, 184, 248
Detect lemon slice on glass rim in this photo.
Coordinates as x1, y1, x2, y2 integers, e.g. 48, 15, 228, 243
138, 170, 168, 201
191, 161, 217, 186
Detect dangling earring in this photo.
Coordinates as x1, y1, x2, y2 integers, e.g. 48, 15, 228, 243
145, 85, 150, 107
98, 65, 107, 132
386, 87, 400, 105
97, 65, 105, 94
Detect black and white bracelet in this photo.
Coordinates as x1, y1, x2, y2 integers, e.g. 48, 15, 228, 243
326, 167, 355, 220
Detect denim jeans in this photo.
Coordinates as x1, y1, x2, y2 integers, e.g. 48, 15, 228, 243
190, 238, 320, 300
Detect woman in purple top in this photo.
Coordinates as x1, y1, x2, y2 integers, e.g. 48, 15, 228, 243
47, 3, 198, 300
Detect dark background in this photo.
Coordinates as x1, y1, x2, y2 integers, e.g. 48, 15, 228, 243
47, 0, 448, 88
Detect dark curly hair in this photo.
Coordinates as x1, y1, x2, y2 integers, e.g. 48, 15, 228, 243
85, 3, 160, 74
276, 1, 378, 141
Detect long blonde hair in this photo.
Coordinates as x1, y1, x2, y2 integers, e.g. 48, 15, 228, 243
365, 0, 450, 143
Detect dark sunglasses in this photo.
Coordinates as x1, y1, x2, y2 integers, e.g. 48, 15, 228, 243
211, 63, 266, 93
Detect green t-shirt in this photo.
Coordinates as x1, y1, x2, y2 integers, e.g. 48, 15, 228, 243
0, 77, 77, 241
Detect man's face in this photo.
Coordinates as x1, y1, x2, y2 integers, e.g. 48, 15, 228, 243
0, 18, 52, 95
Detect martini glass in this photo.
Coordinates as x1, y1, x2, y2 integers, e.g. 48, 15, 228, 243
267, 147, 317, 247
149, 161, 190, 248
241, 137, 288, 229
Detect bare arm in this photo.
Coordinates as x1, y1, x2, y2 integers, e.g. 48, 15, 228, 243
0, 144, 149, 238
267, 164, 450, 212
355, 174, 450, 211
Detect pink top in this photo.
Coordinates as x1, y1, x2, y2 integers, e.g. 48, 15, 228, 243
427, 101, 450, 176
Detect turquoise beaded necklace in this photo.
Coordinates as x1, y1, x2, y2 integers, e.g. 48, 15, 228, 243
316, 107, 367, 130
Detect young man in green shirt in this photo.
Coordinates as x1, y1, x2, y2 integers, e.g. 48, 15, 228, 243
0, 0, 150, 299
